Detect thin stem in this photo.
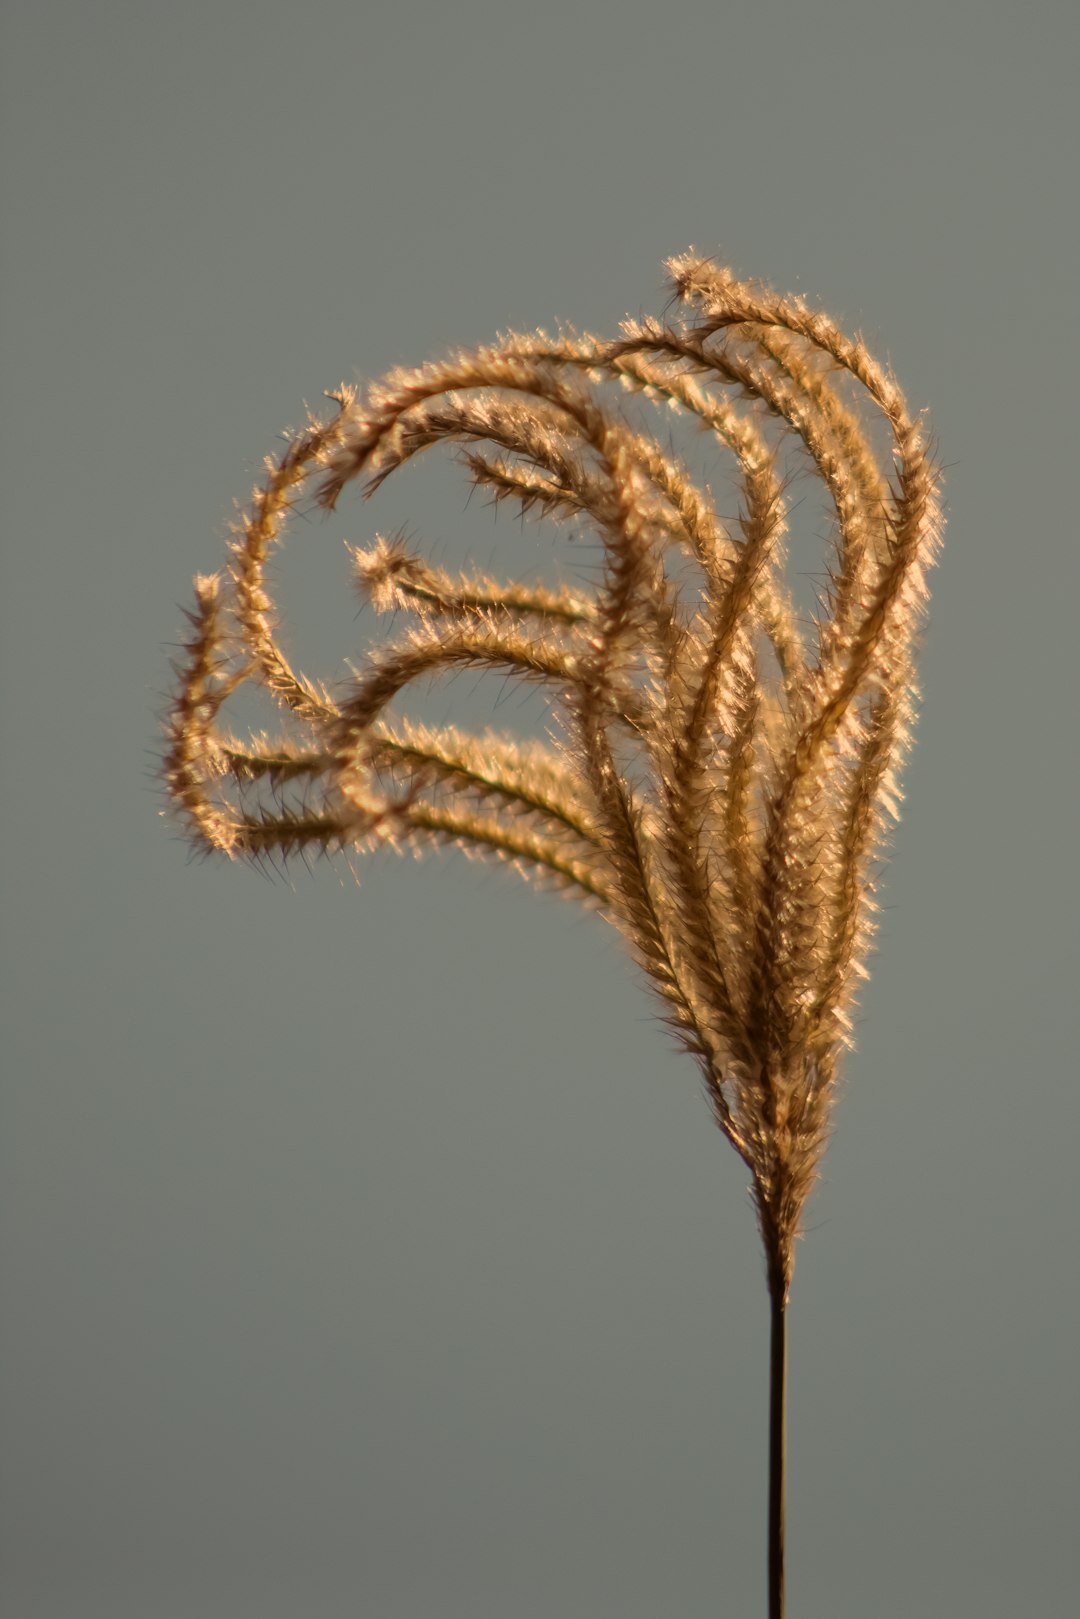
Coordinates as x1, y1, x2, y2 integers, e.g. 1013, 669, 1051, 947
768, 1273, 788, 1619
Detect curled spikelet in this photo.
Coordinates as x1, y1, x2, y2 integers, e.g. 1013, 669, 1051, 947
163, 255, 941, 1297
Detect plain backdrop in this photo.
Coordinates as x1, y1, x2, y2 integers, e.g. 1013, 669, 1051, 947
2, 2, 1077, 1615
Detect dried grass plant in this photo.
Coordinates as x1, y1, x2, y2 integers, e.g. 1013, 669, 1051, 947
163, 253, 940, 1617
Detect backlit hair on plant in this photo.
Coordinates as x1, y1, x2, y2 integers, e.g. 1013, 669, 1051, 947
163, 254, 941, 1618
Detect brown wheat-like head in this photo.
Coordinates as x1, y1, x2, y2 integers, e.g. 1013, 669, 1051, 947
164, 255, 940, 1295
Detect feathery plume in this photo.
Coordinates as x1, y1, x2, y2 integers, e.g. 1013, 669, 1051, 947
162, 256, 941, 1616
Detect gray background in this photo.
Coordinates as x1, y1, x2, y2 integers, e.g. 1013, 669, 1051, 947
2, 1, 1077, 1615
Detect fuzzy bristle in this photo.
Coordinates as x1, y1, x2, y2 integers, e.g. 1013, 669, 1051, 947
163, 254, 940, 1293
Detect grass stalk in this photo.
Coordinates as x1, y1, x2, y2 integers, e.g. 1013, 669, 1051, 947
162, 252, 939, 1614
768, 1271, 788, 1619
